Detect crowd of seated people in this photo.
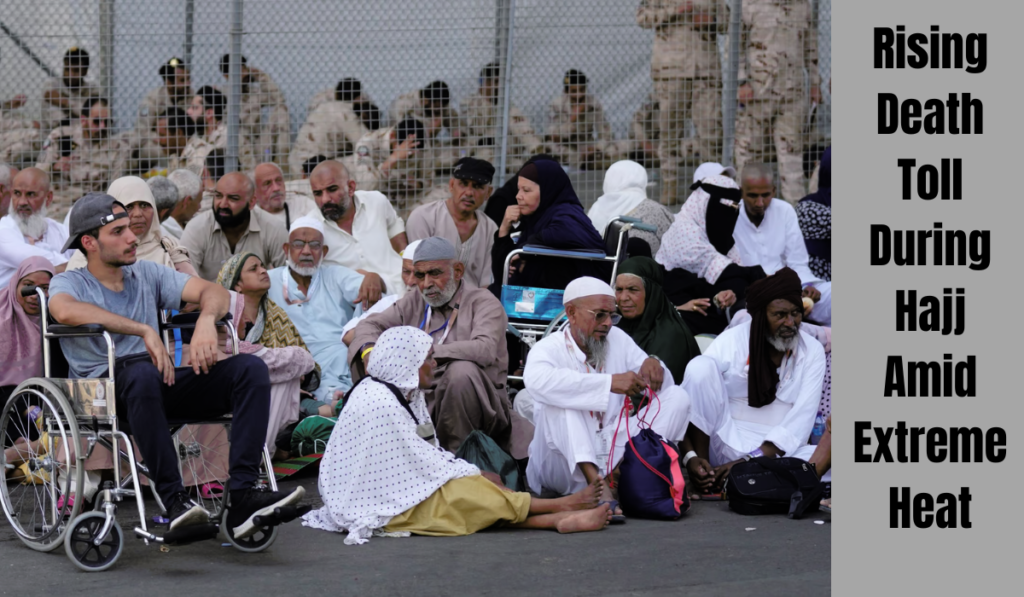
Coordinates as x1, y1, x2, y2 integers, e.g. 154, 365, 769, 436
2, 130, 831, 544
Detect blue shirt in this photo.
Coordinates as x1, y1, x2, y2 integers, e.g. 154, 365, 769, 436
267, 264, 366, 399
49, 260, 190, 378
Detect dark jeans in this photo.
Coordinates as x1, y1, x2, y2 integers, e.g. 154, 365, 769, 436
112, 354, 270, 503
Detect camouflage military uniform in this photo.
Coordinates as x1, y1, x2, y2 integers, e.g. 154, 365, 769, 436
608, 94, 661, 168
460, 93, 543, 174
132, 86, 188, 171
0, 112, 40, 163
169, 135, 214, 177
638, 0, 726, 205
289, 101, 368, 176
306, 88, 335, 115
733, 0, 820, 203
36, 123, 129, 194
343, 126, 428, 215
389, 90, 463, 176
239, 68, 290, 171
545, 93, 614, 169
41, 77, 100, 131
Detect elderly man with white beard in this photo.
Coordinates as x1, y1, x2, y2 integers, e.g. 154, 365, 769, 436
267, 216, 371, 413
680, 267, 826, 498
523, 276, 692, 519
348, 236, 532, 458
0, 167, 73, 285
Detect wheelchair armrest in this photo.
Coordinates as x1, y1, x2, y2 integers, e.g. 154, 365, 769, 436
631, 223, 657, 233
521, 245, 609, 259
162, 311, 233, 330
47, 323, 107, 337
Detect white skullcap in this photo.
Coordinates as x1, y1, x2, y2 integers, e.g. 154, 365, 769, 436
289, 215, 325, 235
692, 162, 737, 184
402, 239, 422, 261
563, 276, 615, 305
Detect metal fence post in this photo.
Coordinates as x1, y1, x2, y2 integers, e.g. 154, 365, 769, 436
184, 0, 195, 68
722, 0, 742, 166
495, 0, 516, 186
98, 0, 115, 102
226, 0, 243, 174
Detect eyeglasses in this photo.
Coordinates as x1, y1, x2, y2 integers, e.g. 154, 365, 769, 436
289, 240, 322, 251
584, 309, 621, 325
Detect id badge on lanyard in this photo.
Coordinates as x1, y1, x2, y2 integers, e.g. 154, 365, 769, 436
420, 304, 458, 345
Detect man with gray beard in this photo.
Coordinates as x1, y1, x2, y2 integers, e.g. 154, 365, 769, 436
523, 276, 691, 517
681, 267, 826, 498
267, 216, 369, 413
0, 168, 73, 285
348, 236, 531, 457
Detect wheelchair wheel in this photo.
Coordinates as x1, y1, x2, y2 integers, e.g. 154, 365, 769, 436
64, 511, 124, 572
0, 378, 84, 552
175, 423, 230, 519
220, 508, 279, 553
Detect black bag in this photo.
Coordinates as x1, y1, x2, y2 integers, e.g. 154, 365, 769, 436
726, 456, 824, 518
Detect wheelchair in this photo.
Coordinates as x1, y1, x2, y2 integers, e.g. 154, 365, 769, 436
501, 216, 656, 384
0, 288, 305, 572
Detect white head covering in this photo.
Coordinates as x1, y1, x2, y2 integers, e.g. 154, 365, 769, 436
587, 160, 649, 237
692, 162, 737, 184
401, 239, 422, 261
367, 326, 433, 392
302, 325, 479, 544
563, 276, 616, 305
289, 215, 325, 235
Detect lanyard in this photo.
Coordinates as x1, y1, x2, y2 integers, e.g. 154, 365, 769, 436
281, 267, 320, 305
563, 329, 604, 426
419, 303, 458, 345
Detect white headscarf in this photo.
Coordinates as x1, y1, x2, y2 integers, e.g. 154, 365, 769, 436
64, 176, 191, 271
302, 326, 479, 544
587, 160, 649, 236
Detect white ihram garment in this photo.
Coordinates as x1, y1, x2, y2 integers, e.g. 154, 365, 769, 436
682, 320, 825, 466
733, 200, 832, 325
524, 326, 691, 496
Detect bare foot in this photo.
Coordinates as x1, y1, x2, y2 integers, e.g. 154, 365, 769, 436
556, 504, 612, 534
596, 477, 623, 516
556, 478, 602, 512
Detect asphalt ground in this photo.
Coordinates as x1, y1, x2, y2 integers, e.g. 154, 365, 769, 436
0, 466, 830, 597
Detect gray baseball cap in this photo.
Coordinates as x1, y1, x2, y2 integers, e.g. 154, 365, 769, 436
62, 193, 128, 252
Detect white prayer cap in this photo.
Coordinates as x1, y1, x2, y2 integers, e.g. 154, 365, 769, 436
402, 239, 422, 261
289, 215, 325, 235
692, 162, 737, 184
563, 276, 615, 305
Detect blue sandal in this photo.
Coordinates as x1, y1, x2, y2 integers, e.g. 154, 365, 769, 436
601, 500, 626, 524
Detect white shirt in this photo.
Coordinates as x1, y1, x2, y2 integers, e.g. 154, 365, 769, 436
161, 217, 184, 239
253, 192, 319, 231
0, 215, 73, 286
700, 320, 825, 456
309, 190, 406, 297
733, 199, 821, 285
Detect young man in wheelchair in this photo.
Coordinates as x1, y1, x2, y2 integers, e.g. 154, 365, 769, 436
48, 193, 306, 538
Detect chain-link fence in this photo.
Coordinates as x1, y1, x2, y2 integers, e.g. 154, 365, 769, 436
1, 0, 830, 216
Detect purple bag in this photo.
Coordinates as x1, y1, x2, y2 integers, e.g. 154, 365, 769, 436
610, 392, 690, 520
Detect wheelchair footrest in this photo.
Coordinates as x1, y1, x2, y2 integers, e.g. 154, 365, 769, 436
252, 504, 312, 528
160, 523, 219, 545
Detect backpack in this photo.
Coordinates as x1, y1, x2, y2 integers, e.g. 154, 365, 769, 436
454, 430, 524, 492
726, 456, 824, 518
611, 390, 689, 520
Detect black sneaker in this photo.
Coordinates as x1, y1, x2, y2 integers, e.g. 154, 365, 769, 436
167, 491, 211, 531
227, 486, 306, 539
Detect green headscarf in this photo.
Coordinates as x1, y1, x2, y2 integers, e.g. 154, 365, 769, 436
614, 256, 700, 383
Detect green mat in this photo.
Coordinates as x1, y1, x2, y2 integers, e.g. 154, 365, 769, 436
272, 453, 323, 480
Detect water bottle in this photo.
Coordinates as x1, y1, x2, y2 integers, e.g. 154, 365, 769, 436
810, 413, 827, 445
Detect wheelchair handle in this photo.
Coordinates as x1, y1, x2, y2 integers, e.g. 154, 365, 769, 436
20, 285, 38, 297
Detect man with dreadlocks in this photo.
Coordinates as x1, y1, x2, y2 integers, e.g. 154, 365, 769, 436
680, 267, 826, 496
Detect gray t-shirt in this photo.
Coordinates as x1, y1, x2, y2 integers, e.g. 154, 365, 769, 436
49, 260, 191, 378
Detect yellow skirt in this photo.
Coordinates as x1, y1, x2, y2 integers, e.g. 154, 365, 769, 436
383, 475, 531, 537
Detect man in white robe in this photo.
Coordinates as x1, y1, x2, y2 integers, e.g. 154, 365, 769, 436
732, 163, 831, 325
681, 267, 826, 495
524, 277, 691, 513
